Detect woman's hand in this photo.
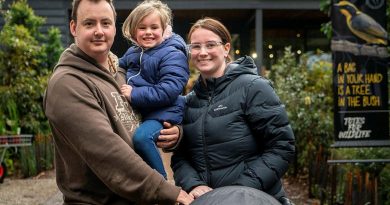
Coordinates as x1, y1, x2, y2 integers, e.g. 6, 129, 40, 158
189, 185, 213, 199
176, 190, 194, 205
156, 122, 180, 149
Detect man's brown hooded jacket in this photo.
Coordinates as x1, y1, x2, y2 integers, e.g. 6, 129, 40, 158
44, 44, 180, 205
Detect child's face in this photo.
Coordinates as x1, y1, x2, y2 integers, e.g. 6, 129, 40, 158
136, 11, 164, 49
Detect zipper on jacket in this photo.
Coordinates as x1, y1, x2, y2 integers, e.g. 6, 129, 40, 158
202, 84, 215, 185
127, 47, 144, 84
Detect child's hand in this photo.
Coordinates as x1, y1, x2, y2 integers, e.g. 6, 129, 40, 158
120, 84, 133, 101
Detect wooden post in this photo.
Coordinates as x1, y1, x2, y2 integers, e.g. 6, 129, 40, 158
330, 164, 337, 205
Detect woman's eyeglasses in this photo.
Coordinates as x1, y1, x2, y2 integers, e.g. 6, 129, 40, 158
188, 41, 224, 53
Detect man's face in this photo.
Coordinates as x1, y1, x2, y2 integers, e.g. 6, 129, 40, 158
70, 0, 116, 63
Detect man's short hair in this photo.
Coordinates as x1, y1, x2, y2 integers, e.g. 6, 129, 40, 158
71, 0, 117, 22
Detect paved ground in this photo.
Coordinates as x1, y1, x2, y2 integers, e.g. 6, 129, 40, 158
0, 172, 59, 205
0, 151, 174, 205
0, 152, 316, 205
42, 191, 63, 205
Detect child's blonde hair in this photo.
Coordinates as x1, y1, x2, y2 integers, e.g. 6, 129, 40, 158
122, 0, 172, 40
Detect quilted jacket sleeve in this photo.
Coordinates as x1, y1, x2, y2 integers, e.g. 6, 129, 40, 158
232, 77, 295, 191
171, 143, 207, 192
130, 49, 189, 108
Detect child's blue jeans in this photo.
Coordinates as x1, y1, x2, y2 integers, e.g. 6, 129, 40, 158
133, 120, 167, 179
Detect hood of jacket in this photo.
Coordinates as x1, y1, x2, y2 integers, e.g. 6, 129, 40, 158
154, 32, 188, 57
193, 56, 258, 99
54, 44, 122, 85
122, 33, 188, 59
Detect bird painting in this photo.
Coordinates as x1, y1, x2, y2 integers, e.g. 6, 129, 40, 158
334, 1, 388, 45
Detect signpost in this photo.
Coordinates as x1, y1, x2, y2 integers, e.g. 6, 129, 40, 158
331, 0, 389, 147
329, 1, 389, 204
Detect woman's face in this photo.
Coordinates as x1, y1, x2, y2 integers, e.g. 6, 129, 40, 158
189, 28, 230, 79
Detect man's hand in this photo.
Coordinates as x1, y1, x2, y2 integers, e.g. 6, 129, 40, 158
189, 185, 213, 199
176, 189, 194, 205
156, 122, 180, 149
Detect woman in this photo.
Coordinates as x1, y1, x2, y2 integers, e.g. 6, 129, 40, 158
171, 17, 295, 205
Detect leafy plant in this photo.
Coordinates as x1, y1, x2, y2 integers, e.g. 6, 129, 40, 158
5, 99, 19, 134
269, 47, 333, 172
332, 147, 390, 204
0, 0, 63, 177
0, 0, 63, 135
319, 0, 332, 39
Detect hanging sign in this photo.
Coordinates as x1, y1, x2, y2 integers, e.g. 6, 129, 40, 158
331, 0, 389, 147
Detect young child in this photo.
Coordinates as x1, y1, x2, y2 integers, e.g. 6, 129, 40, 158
119, 0, 189, 179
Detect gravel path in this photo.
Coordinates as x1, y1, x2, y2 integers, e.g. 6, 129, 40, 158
0, 170, 62, 205
0, 151, 174, 205
0, 152, 314, 205
0, 172, 312, 205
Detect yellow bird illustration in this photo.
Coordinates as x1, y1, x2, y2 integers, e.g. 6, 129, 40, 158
335, 1, 388, 45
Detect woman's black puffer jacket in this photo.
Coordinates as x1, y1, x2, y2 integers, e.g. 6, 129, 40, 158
171, 56, 295, 200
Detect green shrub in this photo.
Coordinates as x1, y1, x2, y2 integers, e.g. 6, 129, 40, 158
269, 47, 333, 172
0, 0, 63, 177
333, 148, 390, 204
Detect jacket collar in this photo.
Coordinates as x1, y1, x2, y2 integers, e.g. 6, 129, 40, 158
193, 56, 258, 99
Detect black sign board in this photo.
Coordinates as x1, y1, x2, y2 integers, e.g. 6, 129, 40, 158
331, 0, 389, 147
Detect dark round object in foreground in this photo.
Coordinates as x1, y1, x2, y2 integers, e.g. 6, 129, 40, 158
0, 162, 7, 183
190, 186, 281, 205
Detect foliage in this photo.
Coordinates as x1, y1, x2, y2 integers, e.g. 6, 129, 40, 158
5, 99, 19, 134
0, 0, 63, 135
44, 27, 64, 70
332, 147, 390, 204
380, 165, 390, 205
269, 46, 390, 203
0, 0, 4, 11
268, 47, 333, 172
19, 145, 37, 177
319, 0, 332, 40
333, 148, 390, 173
0, 0, 63, 177
384, 2, 390, 30
3, 0, 44, 38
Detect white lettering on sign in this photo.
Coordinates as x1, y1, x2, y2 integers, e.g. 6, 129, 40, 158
338, 117, 372, 139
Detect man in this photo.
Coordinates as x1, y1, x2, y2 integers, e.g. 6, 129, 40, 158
43, 0, 193, 204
